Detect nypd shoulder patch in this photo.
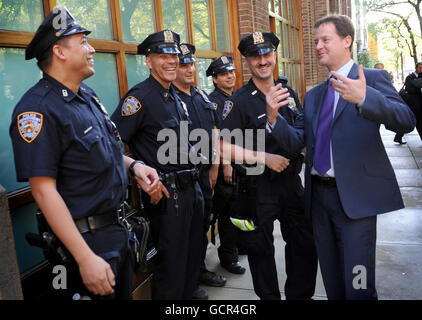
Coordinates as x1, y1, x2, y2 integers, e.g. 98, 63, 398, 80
222, 100, 234, 120
17, 112, 43, 143
121, 96, 142, 116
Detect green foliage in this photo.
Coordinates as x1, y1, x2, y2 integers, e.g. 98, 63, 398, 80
358, 51, 377, 67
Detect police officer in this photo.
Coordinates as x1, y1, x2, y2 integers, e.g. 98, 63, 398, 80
111, 31, 204, 300
220, 31, 318, 300
172, 44, 227, 299
9, 7, 164, 300
206, 57, 245, 274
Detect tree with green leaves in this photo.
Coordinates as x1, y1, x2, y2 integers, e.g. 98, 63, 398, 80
364, 0, 421, 64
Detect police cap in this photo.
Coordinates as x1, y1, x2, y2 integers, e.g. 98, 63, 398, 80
206, 55, 235, 77
237, 31, 279, 57
178, 43, 196, 64
137, 30, 181, 56
25, 6, 91, 60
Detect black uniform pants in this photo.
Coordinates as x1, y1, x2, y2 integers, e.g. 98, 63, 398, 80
145, 181, 204, 300
213, 168, 239, 265
243, 174, 318, 300
63, 223, 135, 300
198, 167, 213, 272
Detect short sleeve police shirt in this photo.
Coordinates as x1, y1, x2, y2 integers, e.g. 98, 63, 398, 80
10, 74, 128, 219
111, 75, 193, 173
209, 86, 232, 126
173, 85, 218, 163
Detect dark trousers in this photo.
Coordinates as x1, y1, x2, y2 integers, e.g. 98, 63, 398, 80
64, 223, 134, 300
213, 169, 239, 265
145, 181, 204, 300
408, 100, 422, 140
199, 168, 213, 272
311, 177, 378, 300
245, 175, 318, 300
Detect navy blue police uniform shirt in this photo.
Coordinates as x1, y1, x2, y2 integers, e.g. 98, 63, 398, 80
111, 75, 193, 173
10, 73, 128, 220
220, 78, 302, 161
209, 86, 232, 125
173, 85, 218, 163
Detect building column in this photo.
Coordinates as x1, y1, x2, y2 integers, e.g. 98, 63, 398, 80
0, 185, 23, 300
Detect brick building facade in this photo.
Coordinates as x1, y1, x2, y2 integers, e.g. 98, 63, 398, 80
236, 0, 352, 92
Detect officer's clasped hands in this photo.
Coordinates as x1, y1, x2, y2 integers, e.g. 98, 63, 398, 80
132, 162, 170, 204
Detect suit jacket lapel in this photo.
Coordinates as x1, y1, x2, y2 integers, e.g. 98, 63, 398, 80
333, 63, 358, 123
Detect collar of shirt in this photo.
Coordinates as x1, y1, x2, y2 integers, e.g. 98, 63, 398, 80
329, 59, 354, 108
43, 73, 83, 103
172, 84, 194, 98
148, 74, 175, 101
247, 78, 267, 101
331, 59, 354, 79
215, 86, 232, 97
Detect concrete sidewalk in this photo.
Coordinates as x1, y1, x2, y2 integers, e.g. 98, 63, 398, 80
201, 126, 422, 300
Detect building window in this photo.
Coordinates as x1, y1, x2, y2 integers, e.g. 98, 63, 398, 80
268, 0, 305, 101
0, 0, 235, 201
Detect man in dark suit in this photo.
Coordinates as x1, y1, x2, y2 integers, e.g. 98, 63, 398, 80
404, 62, 422, 141
266, 15, 416, 299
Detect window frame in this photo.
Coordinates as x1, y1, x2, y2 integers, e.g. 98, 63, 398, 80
0, 0, 241, 209
268, 0, 305, 102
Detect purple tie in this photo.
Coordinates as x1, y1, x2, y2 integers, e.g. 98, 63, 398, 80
314, 79, 335, 176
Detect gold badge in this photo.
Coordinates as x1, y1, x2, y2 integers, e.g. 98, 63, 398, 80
164, 30, 174, 43
253, 32, 264, 44
180, 44, 190, 55
93, 96, 109, 116
288, 97, 296, 107
221, 56, 229, 64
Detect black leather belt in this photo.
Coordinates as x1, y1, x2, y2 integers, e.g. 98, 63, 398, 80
312, 175, 336, 186
160, 168, 199, 189
74, 205, 124, 234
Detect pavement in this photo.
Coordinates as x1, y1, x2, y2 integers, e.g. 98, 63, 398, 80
200, 126, 422, 300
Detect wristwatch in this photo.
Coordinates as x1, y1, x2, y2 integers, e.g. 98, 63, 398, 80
129, 160, 145, 177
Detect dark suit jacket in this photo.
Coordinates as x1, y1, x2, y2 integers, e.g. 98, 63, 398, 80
270, 63, 416, 219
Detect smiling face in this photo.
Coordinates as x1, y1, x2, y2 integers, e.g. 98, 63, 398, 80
62, 33, 96, 80
146, 53, 179, 88
176, 62, 196, 86
213, 70, 236, 92
314, 22, 352, 71
245, 51, 276, 81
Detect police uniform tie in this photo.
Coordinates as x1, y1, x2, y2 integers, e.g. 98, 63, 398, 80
314, 78, 335, 176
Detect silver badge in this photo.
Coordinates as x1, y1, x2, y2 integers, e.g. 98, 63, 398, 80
221, 56, 229, 64
164, 30, 174, 43
180, 44, 190, 55
253, 32, 264, 44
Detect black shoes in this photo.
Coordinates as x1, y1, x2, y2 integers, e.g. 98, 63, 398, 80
394, 135, 407, 144
198, 270, 227, 287
221, 261, 246, 274
192, 287, 208, 300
